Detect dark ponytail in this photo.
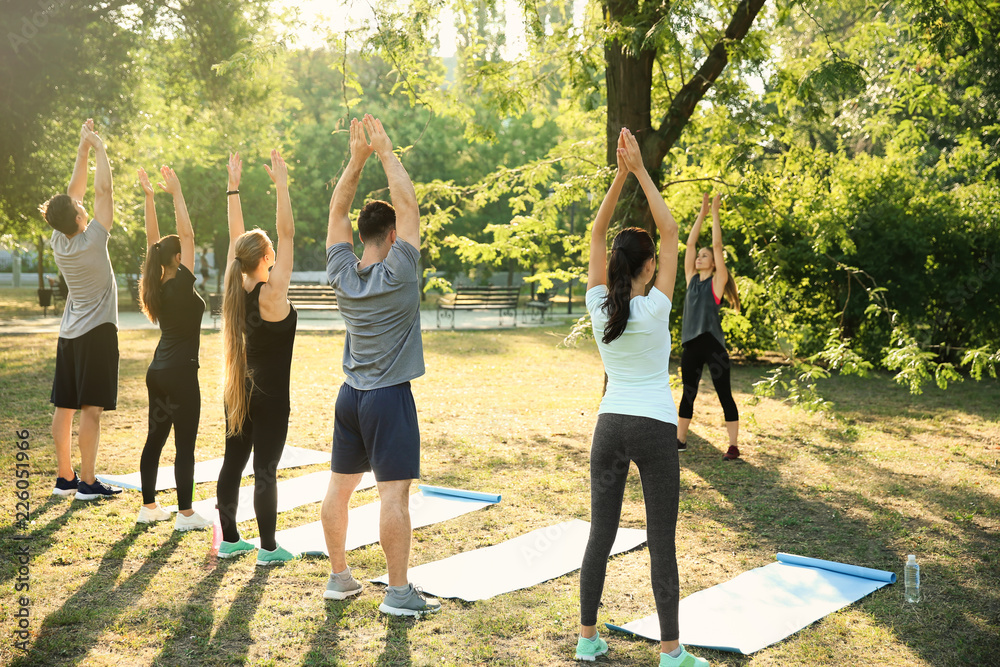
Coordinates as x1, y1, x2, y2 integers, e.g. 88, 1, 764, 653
139, 234, 182, 324
602, 227, 655, 344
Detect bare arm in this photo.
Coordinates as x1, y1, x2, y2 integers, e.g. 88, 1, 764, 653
685, 193, 709, 285
160, 166, 195, 272
365, 115, 419, 250
262, 149, 295, 301
225, 152, 244, 267
587, 129, 629, 290
710, 194, 729, 298
67, 121, 92, 201
327, 118, 372, 248
85, 124, 113, 232
622, 129, 678, 299
138, 168, 159, 246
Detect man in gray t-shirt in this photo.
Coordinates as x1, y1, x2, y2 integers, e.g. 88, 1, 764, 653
319, 115, 440, 616
40, 119, 122, 501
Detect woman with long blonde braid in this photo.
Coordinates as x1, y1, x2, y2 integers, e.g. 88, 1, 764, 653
216, 150, 298, 565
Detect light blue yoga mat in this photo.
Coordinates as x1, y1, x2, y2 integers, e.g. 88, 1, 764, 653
97, 445, 330, 492
249, 487, 500, 555
165, 470, 376, 523
607, 553, 896, 654
372, 519, 646, 601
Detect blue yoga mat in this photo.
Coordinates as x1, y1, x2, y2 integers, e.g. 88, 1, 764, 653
607, 553, 897, 654
417, 484, 502, 504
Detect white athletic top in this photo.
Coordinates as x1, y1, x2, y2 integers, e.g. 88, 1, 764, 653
586, 284, 677, 425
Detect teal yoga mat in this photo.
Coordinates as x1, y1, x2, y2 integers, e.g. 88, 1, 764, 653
607, 553, 897, 654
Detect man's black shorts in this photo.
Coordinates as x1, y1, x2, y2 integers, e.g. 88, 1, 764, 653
332, 381, 419, 482
51, 322, 119, 410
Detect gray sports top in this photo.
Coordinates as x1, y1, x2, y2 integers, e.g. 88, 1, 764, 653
681, 275, 726, 348
51, 220, 118, 339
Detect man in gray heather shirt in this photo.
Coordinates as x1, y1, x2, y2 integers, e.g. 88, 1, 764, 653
319, 115, 439, 616
40, 119, 123, 500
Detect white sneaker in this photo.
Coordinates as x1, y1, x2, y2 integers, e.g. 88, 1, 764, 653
175, 511, 213, 532
137, 505, 172, 524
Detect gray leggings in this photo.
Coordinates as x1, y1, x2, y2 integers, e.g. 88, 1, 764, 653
580, 413, 680, 641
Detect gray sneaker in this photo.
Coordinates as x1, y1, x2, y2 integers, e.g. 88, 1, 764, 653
378, 584, 441, 617
324, 571, 363, 600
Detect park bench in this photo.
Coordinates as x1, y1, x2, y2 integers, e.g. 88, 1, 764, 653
208, 285, 339, 327
522, 289, 553, 323
436, 285, 520, 328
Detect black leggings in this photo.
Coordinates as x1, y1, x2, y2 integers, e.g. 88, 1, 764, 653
217, 395, 289, 551
140, 366, 200, 509
580, 414, 680, 641
678, 333, 739, 422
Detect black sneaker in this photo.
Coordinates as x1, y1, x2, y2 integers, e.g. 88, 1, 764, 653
52, 473, 80, 496
75, 479, 123, 500
677, 440, 687, 452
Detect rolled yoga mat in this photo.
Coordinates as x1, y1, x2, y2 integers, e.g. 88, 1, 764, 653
606, 553, 897, 654
371, 518, 647, 601
165, 470, 377, 523
96, 445, 331, 492
249, 486, 501, 555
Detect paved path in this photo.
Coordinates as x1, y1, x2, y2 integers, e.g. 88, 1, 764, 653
0, 307, 579, 336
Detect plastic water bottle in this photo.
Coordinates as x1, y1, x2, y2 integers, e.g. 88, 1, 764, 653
904, 555, 920, 603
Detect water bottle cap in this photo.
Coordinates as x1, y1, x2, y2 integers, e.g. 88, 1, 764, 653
907, 555, 916, 562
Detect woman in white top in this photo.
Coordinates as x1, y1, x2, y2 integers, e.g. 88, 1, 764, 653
576, 128, 709, 667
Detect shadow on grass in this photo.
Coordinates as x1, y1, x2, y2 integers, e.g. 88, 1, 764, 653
0, 497, 82, 590
678, 428, 1000, 667
149, 557, 230, 665
299, 597, 352, 666
376, 615, 412, 667
14, 523, 179, 666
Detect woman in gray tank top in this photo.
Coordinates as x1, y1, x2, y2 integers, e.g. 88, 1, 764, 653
678, 193, 742, 460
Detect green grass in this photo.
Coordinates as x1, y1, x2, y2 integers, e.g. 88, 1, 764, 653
1, 328, 998, 666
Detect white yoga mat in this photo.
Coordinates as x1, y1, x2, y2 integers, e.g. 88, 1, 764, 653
164, 470, 376, 523
96, 445, 330, 492
250, 485, 501, 555
607, 553, 897, 654
371, 519, 647, 601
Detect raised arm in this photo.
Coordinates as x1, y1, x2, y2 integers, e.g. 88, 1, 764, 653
84, 122, 114, 232
138, 167, 159, 246
225, 152, 244, 267
710, 193, 729, 298
262, 149, 294, 298
327, 118, 372, 248
685, 193, 709, 284
364, 114, 419, 250
621, 129, 679, 298
587, 129, 629, 290
67, 120, 92, 201
160, 166, 195, 271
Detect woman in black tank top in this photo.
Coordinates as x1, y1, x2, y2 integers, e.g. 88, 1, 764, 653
678, 193, 742, 460
216, 150, 300, 566
135, 166, 212, 531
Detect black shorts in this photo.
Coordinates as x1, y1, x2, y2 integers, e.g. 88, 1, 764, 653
332, 381, 420, 482
51, 322, 119, 410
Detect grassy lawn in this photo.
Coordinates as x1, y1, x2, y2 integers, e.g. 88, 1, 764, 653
0, 327, 997, 666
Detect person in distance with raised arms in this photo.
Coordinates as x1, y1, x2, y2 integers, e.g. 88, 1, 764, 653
319, 115, 439, 616
42, 119, 123, 501
678, 193, 742, 460
216, 150, 299, 565
134, 165, 212, 531
576, 128, 709, 666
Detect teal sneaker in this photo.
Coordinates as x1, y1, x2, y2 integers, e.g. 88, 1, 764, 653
218, 538, 256, 559
574, 632, 608, 661
256, 545, 297, 566
659, 645, 709, 667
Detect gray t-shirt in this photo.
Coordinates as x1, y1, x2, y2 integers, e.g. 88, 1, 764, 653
51, 220, 118, 339
326, 239, 424, 390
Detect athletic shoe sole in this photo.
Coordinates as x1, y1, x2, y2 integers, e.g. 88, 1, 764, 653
75, 491, 120, 500
256, 557, 295, 566
574, 649, 608, 661
218, 548, 255, 559
52, 487, 77, 497
174, 523, 212, 532
323, 586, 363, 600
378, 602, 441, 617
